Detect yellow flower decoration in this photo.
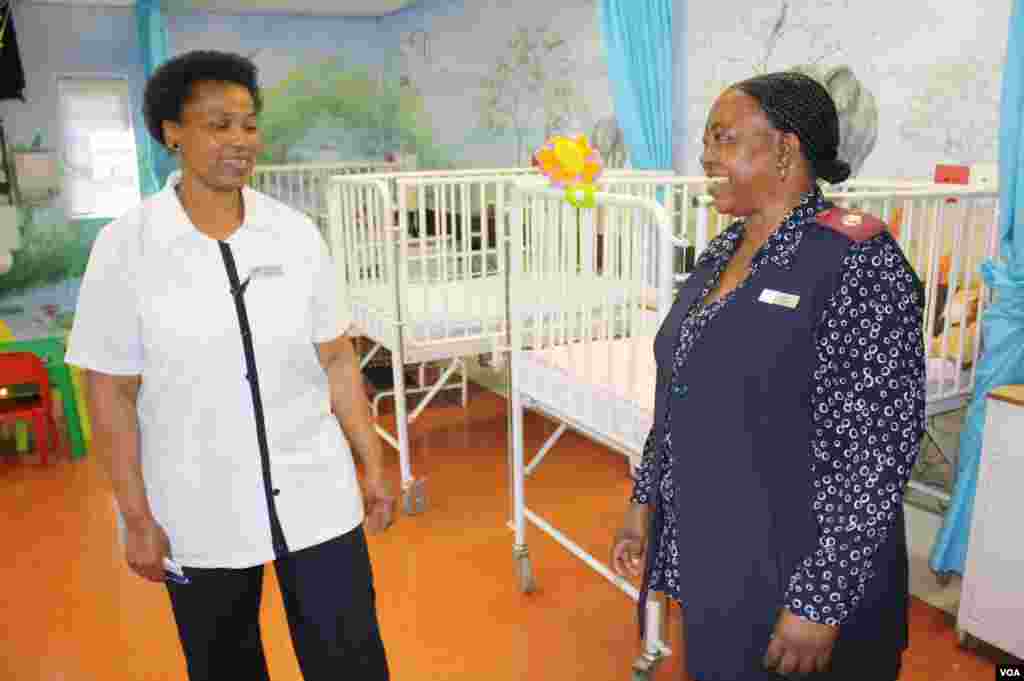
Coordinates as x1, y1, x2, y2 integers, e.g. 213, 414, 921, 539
532, 134, 604, 202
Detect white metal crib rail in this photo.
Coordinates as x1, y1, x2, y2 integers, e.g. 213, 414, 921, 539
326, 170, 528, 356
251, 160, 401, 233
325, 174, 396, 342
827, 186, 997, 413
392, 173, 517, 353
509, 182, 680, 352
383, 169, 671, 349
507, 184, 685, 680
591, 175, 721, 287
324, 168, 673, 359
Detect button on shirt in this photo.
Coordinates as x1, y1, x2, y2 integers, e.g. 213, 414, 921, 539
66, 176, 362, 569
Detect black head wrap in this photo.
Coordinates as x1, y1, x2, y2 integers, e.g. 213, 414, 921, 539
734, 71, 851, 184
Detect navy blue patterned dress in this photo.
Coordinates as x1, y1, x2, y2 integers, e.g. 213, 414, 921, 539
632, 187, 926, 671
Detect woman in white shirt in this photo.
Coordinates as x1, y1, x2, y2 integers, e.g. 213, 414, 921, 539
67, 50, 394, 681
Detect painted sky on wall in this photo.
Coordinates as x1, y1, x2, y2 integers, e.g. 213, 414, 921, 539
168, 11, 392, 83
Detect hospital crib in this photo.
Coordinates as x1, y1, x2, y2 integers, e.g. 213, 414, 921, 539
506, 184, 684, 680
503, 177, 999, 679
324, 167, 669, 514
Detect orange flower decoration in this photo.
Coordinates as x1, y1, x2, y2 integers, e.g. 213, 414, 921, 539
532, 134, 603, 188
532, 134, 604, 208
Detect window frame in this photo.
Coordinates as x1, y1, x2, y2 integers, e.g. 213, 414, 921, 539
55, 73, 141, 220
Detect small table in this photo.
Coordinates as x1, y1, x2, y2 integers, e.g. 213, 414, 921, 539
0, 309, 87, 459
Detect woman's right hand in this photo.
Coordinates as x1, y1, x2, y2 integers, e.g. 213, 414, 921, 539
124, 518, 172, 582
611, 503, 649, 579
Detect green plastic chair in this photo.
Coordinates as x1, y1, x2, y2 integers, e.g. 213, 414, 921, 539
0, 336, 86, 459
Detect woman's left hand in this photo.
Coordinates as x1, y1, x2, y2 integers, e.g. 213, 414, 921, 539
362, 473, 396, 534
762, 609, 838, 676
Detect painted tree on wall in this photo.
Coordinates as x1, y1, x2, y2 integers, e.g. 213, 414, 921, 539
686, 0, 870, 175
747, 0, 849, 74
692, 0, 860, 103
899, 58, 1000, 164
478, 26, 588, 164
257, 57, 449, 167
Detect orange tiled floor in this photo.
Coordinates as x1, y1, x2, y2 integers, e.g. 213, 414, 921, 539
0, 385, 1010, 680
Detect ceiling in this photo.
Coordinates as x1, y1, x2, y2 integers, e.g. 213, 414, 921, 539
23, 0, 419, 16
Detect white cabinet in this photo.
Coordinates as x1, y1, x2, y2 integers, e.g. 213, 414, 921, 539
957, 385, 1024, 658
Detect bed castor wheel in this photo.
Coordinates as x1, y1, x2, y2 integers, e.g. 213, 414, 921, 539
631, 651, 662, 681
957, 628, 979, 650
514, 545, 536, 593
402, 478, 427, 515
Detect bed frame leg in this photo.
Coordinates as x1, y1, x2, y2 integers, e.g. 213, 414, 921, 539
510, 373, 534, 591
632, 599, 666, 680
390, 345, 425, 515
631, 650, 663, 681
402, 478, 427, 516
513, 544, 535, 594
460, 358, 468, 407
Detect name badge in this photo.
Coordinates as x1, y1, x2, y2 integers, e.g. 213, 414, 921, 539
758, 288, 800, 309
250, 264, 284, 279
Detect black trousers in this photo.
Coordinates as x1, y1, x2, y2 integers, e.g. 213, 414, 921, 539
165, 525, 389, 681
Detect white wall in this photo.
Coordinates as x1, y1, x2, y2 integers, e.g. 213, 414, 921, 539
686, 0, 1012, 179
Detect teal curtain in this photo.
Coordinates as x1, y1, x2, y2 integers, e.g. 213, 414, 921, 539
930, 0, 1024, 574
671, 0, 687, 173
598, 0, 674, 170
135, 0, 173, 195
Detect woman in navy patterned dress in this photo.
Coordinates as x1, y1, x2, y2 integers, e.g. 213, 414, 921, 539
611, 72, 926, 680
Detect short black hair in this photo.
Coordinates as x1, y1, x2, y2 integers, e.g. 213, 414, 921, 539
734, 72, 851, 184
142, 50, 262, 148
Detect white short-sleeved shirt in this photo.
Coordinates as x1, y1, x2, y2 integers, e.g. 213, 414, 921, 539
67, 174, 363, 569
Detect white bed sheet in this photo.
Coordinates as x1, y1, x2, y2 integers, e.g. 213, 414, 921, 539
351, 275, 505, 344
351, 274, 657, 348
513, 341, 972, 462
515, 336, 655, 460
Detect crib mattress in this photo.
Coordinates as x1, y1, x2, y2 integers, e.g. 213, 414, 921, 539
350, 274, 657, 349
514, 340, 972, 461
515, 336, 656, 460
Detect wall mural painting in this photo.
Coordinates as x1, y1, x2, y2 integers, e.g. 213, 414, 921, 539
0, 130, 89, 329
688, 0, 1009, 178
898, 57, 1001, 166
256, 57, 449, 168
0, 0, 1011, 317
477, 26, 590, 166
